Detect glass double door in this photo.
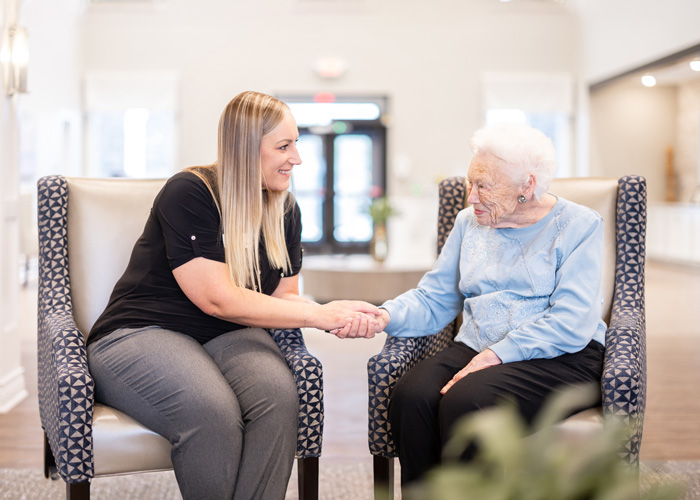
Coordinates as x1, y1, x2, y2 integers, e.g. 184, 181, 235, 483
294, 125, 386, 254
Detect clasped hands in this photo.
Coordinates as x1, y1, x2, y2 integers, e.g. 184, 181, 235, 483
320, 301, 391, 339
314, 300, 502, 394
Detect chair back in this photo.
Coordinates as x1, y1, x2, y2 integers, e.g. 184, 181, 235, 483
548, 178, 618, 324
448, 177, 618, 324
66, 177, 166, 337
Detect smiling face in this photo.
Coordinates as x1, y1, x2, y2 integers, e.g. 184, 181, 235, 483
467, 152, 523, 228
259, 110, 301, 192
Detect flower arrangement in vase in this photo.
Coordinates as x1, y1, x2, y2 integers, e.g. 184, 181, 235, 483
368, 186, 398, 263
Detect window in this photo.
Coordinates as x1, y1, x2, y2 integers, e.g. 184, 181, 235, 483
84, 71, 178, 178
86, 108, 175, 178
284, 96, 388, 254
481, 73, 574, 176
484, 109, 571, 175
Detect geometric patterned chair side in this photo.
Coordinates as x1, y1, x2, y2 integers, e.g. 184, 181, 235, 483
269, 328, 324, 461
602, 175, 647, 466
269, 327, 325, 499
37, 175, 325, 500
366, 177, 465, 494
37, 175, 96, 484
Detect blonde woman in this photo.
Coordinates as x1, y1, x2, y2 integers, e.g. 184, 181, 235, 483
87, 91, 379, 500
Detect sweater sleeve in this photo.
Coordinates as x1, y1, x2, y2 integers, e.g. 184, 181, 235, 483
489, 211, 606, 363
381, 211, 467, 337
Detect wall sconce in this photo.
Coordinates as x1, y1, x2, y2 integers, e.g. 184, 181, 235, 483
1, 25, 30, 96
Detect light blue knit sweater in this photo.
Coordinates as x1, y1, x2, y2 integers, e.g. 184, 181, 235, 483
381, 197, 606, 363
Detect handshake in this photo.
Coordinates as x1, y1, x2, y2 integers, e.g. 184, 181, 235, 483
311, 300, 390, 339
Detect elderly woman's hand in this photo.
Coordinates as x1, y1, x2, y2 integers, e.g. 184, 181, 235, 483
440, 349, 502, 394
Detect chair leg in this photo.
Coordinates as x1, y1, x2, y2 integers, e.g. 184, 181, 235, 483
297, 456, 319, 500
43, 431, 58, 480
66, 481, 90, 500
373, 455, 394, 500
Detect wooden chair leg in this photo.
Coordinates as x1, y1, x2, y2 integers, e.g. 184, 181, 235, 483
373, 455, 394, 500
43, 431, 57, 479
297, 456, 319, 500
66, 480, 90, 500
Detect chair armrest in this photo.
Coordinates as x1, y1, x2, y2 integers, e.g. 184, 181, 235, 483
367, 326, 453, 457
602, 305, 646, 466
602, 175, 647, 466
38, 309, 95, 483
268, 328, 324, 458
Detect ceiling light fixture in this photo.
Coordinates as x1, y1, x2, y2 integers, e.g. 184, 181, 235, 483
690, 60, 700, 72
641, 75, 656, 87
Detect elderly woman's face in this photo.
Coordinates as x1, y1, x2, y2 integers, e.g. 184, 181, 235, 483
467, 152, 521, 228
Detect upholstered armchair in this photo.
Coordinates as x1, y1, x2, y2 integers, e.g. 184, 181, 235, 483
367, 176, 647, 499
37, 176, 324, 500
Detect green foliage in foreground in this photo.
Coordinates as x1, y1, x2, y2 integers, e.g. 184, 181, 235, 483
402, 385, 685, 500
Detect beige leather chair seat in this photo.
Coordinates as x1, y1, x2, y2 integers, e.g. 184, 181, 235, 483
92, 405, 173, 476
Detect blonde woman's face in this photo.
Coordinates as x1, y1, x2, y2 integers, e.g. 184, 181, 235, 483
260, 111, 301, 191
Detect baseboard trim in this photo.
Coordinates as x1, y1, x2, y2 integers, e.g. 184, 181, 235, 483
0, 367, 28, 414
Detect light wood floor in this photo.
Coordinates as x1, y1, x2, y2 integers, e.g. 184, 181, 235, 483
1, 261, 699, 469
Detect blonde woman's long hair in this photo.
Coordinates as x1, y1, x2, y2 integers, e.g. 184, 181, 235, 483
185, 91, 294, 292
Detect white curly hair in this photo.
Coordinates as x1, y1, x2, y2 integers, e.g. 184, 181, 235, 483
469, 122, 558, 200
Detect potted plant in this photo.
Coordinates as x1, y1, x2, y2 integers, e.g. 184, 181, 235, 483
368, 186, 398, 263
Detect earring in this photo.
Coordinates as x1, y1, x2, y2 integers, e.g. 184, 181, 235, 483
517, 195, 527, 204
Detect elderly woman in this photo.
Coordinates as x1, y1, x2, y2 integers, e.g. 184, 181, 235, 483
374, 122, 606, 484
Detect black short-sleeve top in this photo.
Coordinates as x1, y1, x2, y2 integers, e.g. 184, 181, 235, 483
88, 171, 303, 345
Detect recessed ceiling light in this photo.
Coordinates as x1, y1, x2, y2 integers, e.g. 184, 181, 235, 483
641, 75, 657, 87
690, 60, 700, 72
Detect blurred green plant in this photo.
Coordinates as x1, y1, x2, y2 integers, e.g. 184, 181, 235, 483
402, 385, 685, 500
368, 196, 398, 226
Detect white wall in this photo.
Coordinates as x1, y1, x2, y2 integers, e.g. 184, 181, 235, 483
14, 0, 700, 263
589, 82, 677, 203
21, 0, 83, 181
570, 0, 700, 84
82, 1, 580, 178
0, 0, 83, 414
676, 80, 700, 202
0, 0, 27, 413
80, 0, 581, 261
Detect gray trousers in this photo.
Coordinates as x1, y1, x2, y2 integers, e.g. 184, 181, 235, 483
87, 326, 299, 500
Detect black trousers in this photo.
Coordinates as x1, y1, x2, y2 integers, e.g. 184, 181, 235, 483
388, 340, 605, 484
